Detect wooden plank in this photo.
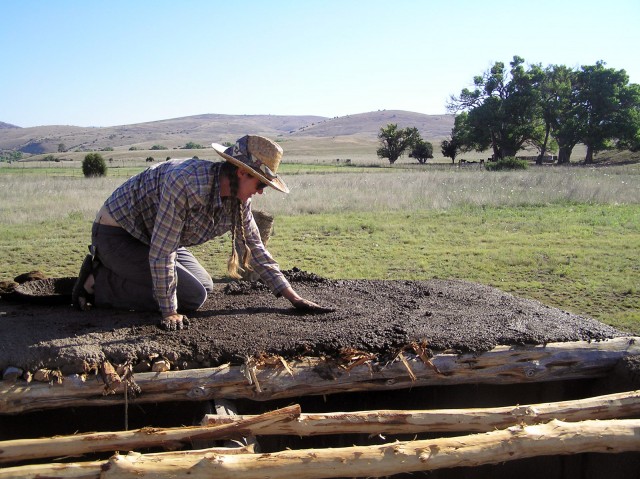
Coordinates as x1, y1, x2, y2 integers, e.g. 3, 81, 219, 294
1, 337, 638, 414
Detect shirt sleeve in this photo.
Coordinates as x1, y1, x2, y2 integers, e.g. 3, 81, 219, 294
149, 172, 190, 316
240, 203, 291, 296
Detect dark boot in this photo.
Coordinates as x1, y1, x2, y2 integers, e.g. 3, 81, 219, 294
71, 254, 95, 310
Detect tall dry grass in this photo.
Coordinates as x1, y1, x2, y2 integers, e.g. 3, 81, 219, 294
0, 176, 124, 225
1, 165, 638, 224
252, 166, 640, 215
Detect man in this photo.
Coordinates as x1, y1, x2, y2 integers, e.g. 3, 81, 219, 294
72, 135, 331, 330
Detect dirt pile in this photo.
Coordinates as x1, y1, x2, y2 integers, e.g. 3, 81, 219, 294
0, 269, 626, 376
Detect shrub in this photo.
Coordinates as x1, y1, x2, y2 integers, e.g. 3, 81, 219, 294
485, 156, 529, 171
151, 145, 168, 150
184, 141, 203, 149
0, 151, 23, 162
145, 157, 154, 163
82, 153, 107, 177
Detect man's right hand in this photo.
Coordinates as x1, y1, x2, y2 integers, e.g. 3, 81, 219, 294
291, 297, 336, 314
160, 313, 189, 331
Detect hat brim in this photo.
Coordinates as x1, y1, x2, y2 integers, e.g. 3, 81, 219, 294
211, 143, 289, 194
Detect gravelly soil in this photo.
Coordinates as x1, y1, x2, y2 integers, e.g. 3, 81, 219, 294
0, 269, 628, 375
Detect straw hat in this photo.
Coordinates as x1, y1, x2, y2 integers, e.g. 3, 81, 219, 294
211, 135, 289, 193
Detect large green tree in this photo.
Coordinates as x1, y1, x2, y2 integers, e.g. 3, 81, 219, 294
537, 64, 581, 164
448, 57, 640, 164
448, 56, 547, 159
525, 63, 566, 164
575, 62, 640, 163
376, 124, 420, 164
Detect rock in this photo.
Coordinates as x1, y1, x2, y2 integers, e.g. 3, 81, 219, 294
152, 359, 171, 372
33, 369, 63, 384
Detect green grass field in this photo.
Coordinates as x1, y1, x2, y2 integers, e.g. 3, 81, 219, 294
1, 158, 638, 334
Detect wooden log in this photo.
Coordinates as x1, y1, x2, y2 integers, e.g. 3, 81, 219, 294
202, 389, 640, 435
3, 389, 637, 466
2, 337, 638, 414
0, 405, 299, 464
0, 460, 104, 479
2, 419, 639, 479
0, 447, 255, 479
0, 447, 258, 479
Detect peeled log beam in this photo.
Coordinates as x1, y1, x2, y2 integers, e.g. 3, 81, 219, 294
0, 447, 255, 479
202, 389, 640, 435
3, 391, 638, 465
2, 337, 638, 414
2, 419, 639, 479
0, 405, 299, 464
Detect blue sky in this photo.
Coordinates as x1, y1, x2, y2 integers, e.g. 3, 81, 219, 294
2, 0, 639, 127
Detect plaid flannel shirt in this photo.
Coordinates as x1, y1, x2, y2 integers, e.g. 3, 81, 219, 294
103, 158, 290, 316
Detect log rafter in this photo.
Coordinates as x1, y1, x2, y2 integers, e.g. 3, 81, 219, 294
1, 419, 639, 479
1, 390, 639, 465
1, 337, 638, 414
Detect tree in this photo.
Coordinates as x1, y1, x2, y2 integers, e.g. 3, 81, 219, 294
0, 150, 23, 163
376, 124, 420, 164
442, 119, 476, 163
409, 138, 434, 164
440, 137, 461, 164
184, 141, 203, 149
575, 62, 640, 163
533, 64, 578, 164
57, 143, 66, 153
447, 56, 545, 159
82, 153, 107, 177
442, 113, 485, 163
614, 83, 640, 152
527, 63, 557, 164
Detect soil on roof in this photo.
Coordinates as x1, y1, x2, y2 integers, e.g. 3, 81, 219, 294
0, 269, 627, 375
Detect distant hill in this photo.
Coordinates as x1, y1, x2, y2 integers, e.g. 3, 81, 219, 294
289, 110, 454, 139
0, 111, 454, 155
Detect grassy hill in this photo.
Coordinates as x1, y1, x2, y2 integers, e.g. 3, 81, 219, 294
0, 111, 454, 155
288, 110, 454, 139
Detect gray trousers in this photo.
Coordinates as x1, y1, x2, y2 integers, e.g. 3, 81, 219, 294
91, 223, 213, 312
